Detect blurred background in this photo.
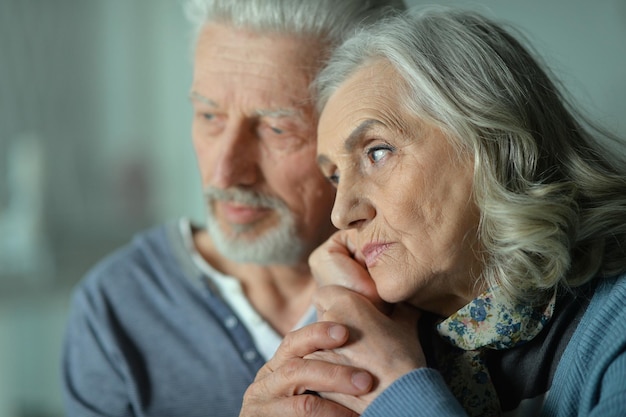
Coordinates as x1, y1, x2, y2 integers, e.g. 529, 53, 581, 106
0, 0, 624, 416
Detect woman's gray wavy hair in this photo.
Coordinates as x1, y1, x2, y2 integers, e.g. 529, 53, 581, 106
316, 7, 626, 305
184, 0, 406, 47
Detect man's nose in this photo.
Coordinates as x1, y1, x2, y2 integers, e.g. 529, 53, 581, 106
210, 124, 259, 189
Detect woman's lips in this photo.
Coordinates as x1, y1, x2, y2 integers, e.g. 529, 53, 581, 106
216, 201, 271, 224
361, 242, 393, 268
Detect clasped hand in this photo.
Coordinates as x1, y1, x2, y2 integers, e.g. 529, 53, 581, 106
239, 231, 426, 416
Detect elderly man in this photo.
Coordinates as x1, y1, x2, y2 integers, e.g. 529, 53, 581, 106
61, 1, 405, 416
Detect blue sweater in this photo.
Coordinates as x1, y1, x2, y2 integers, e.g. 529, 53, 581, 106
362, 273, 626, 417
63, 220, 626, 417
62, 221, 268, 417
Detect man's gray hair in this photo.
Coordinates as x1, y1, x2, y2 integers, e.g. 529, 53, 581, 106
185, 0, 406, 46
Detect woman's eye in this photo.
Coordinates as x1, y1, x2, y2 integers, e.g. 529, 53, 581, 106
202, 113, 215, 121
367, 146, 392, 163
327, 173, 339, 186
270, 126, 284, 135
323, 168, 339, 186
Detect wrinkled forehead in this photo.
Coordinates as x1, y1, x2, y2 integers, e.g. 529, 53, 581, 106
193, 23, 326, 109
318, 61, 410, 136
195, 23, 326, 79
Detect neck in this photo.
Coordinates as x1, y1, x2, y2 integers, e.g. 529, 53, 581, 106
194, 229, 316, 335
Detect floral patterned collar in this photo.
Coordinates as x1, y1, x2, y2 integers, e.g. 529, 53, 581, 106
432, 287, 556, 417
436, 287, 556, 351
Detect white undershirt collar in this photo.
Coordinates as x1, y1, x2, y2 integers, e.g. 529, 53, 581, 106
179, 218, 316, 360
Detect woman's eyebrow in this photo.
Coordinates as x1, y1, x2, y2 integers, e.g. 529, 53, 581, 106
317, 119, 382, 167
344, 119, 382, 152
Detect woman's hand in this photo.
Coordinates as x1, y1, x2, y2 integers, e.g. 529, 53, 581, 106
240, 230, 426, 416
306, 286, 425, 414
308, 231, 425, 413
239, 321, 373, 417
309, 230, 388, 312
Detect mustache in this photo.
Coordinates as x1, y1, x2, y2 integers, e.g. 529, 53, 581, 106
203, 186, 286, 210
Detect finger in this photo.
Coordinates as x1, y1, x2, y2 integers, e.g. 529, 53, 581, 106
279, 322, 349, 358
260, 357, 373, 397
310, 231, 389, 310
241, 391, 360, 417
314, 285, 391, 321
288, 395, 361, 417
258, 322, 349, 380
335, 230, 365, 267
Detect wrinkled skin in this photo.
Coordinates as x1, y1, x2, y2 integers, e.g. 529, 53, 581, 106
240, 231, 424, 416
240, 60, 483, 416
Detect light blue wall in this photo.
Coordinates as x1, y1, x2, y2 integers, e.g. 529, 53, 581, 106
406, 0, 626, 149
0, 1, 624, 416
0, 2, 200, 416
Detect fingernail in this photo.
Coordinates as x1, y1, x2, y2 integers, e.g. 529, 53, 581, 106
352, 371, 372, 391
329, 324, 347, 341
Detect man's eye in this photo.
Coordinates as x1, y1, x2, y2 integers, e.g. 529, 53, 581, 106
259, 124, 285, 137
202, 113, 215, 121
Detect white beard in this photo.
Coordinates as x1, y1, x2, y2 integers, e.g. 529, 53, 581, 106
204, 186, 306, 265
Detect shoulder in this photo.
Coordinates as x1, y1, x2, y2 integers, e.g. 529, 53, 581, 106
70, 219, 198, 310
564, 273, 626, 358
84, 222, 172, 283
582, 273, 626, 332
544, 273, 626, 415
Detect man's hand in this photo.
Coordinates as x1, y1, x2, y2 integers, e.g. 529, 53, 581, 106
240, 231, 425, 416
239, 321, 373, 417
306, 286, 424, 414
306, 231, 425, 413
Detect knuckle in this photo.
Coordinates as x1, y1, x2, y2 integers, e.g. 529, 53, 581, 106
280, 358, 303, 383
254, 363, 272, 381
316, 286, 359, 317
240, 384, 261, 409
279, 329, 301, 356
294, 392, 321, 416
308, 246, 322, 267
313, 286, 337, 309
324, 362, 344, 381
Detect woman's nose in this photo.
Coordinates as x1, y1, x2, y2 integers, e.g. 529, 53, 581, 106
331, 178, 374, 230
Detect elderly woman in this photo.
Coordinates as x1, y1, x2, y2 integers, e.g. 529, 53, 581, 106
239, 7, 626, 417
